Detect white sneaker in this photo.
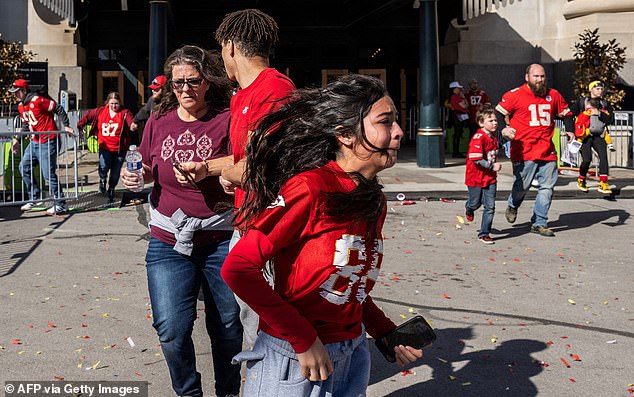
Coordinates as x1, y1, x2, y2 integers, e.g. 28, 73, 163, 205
46, 203, 68, 214
607, 143, 616, 152
20, 201, 43, 212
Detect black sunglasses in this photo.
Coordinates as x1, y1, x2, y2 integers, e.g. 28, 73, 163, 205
170, 78, 204, 90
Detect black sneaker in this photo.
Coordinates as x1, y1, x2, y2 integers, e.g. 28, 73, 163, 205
530, 225, 555, 237
505, 206, 517, 223
465, 209, 474, 222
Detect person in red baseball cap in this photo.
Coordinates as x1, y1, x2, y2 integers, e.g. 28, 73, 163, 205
9, 78, 74, 214
131, 75, 166, 133
8, 79, 29, 93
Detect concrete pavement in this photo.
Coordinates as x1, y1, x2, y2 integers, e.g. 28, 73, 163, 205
1, 146, 632, 396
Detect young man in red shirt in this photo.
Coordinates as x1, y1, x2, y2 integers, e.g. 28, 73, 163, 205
496, 64, 572, 237
10, 79, 74, 214
215, 8, 296, 348
174, 9, 296, 347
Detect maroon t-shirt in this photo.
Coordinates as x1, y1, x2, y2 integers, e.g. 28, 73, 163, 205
139, 107, 233, 246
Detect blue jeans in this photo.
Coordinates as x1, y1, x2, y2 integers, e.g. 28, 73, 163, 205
507, 160, 558, 228
98, 148, 125, 190
466, 183, 497, 237
146, 237, 243, 397
19, 138, 65, 205
233, 330, 370, 397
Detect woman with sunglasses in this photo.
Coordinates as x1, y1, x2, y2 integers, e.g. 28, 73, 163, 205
77, 92, 136, 201
221, 74, 423, 396
120, 45, 242, 397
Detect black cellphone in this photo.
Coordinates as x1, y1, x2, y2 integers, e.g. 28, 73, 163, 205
375, 315, 436, 363
171, 157, 199, 190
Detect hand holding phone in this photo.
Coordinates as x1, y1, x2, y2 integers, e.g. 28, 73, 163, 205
172, 158, 199, 190
375, 315, 436, 363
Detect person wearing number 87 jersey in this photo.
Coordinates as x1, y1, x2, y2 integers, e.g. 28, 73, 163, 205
496, 63, 573, 237
77, 92, 136, 201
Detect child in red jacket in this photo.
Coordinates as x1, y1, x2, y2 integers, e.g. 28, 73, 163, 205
574, 97, 612, 194
465, 106, 501, 244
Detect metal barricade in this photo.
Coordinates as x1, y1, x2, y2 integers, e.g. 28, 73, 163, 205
0, 121, 79, 207
558, 111, 633, 169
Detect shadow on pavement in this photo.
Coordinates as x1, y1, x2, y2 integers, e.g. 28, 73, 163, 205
493, 209, 630, 241
370, 327, 546, 397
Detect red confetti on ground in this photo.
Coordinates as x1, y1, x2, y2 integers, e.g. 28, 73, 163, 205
400, 370, 415, 376
401, 200, 416, 205
569, 378, 576, 383
533, 360, 549, 367
489, 258, 495, 261
405, 250, 412, 253
47, 322, 56, 328
560, 358, 571, 368
443, 294, 451, 299
11, 339, 22, 345
82, 324, 88, 328
134, 372, 142, 377
570, 354, 581, 361
53, 376, 65, 381
560, 336, 568, 339
513, 258, 520, 262
391, 277, 400, 281
546, 341, 554, 345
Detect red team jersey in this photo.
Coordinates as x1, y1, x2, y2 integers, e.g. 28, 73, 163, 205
465, 129, 499, 187
77, 106, 135, 153
465, 89, 490, 123
18, 95, 58, 143
229, 68, 295, 208
96, 107, 126, 152
222, 161, 396, 353
496, 84, 569, 161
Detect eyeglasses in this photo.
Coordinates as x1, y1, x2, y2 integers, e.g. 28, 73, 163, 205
170, 78, 204, 90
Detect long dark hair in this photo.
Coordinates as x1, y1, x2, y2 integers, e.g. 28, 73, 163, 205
236, 74, 391, 230
155, 45, 232, 117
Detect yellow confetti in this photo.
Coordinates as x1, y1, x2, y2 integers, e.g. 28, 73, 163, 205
491, 335, 497, 343
18, 351, 25, 355
603, 300, 608, 305
74, 348, 82, 353
35, 351, 42, 355
102, 313, 109, 317
92, 360, 101, 370
77, 363, 83, 368
103, 345, 114, 349
154, 353, 161, 357
0, 345, 4, 350
568, 299, 576, 305
448, 376, 457, 381
462, 382, 472, 386
457, 215, 465, 224
9, 292, 14, 296
107, 298, 120, 301
408, 308, 414, 313
399, 314, 407, 319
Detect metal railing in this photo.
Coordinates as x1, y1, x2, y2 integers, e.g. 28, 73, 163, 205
0, 119, 79, 207
557, 111, 634, 169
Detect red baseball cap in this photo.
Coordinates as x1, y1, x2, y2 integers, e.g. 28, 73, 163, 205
148, 75, 167, 90
8, 79, 29, 93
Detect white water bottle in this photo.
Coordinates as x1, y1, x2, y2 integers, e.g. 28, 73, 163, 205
126, 145, 144, 192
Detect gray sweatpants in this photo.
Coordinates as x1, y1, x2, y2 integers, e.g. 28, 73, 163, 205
232, 331, 370, 397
